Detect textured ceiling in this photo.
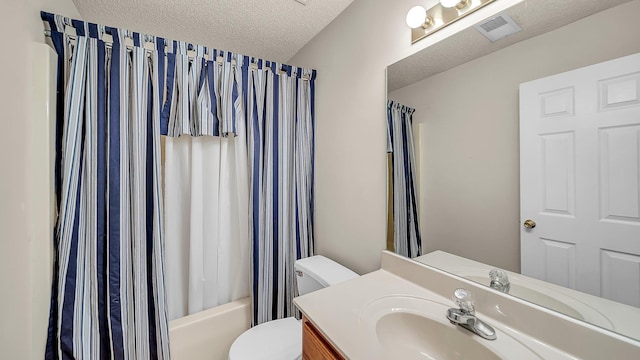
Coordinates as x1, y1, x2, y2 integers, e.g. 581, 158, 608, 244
72, 0, 355, 63
388, 0, 633, 92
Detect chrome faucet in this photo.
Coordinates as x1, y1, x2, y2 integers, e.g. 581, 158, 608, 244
489, 269, 511, 293
446, 288, 497, 340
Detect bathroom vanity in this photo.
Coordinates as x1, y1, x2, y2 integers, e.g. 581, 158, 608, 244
294, 251, 640, 359
302, 316, 343, 360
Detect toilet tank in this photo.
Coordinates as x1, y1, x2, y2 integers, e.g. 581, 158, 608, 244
294, 255, 359, 296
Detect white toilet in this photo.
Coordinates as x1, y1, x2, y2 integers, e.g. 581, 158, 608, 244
228, 255, 359, 360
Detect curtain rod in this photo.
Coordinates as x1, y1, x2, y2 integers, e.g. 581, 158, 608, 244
42, 29, 312, 80
44, 29, 238, 63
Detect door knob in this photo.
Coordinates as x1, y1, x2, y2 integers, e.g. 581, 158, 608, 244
523, 219, 536, 229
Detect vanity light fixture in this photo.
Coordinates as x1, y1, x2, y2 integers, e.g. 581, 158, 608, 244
405, 6, 428, 28
407, 0, 497, 44
440, 0, 470, 9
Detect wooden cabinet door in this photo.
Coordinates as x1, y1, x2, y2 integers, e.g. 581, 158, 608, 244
302, 316, 344, 360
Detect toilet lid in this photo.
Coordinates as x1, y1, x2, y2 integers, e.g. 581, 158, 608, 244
228, 317, 302, 360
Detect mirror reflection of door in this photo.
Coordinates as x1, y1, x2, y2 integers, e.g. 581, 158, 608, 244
386, 0, 640, 342
520, 53, 640, 307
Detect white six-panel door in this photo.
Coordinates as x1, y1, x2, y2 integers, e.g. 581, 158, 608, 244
520, 53, 640, 307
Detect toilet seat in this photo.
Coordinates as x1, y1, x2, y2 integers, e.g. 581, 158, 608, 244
228, 317, 302, 360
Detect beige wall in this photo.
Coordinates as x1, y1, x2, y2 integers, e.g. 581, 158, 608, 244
0, 0, 80, 358
289, 0, 520, 275
389, 0, 640, 272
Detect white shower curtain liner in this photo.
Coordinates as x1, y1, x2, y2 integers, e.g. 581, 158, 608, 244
164, 134, 250, 320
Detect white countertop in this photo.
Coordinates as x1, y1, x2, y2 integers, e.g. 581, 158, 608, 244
296, 269, 441, 359
293, 251, 640, 359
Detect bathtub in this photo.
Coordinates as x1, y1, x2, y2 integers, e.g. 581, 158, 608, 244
169, 298, 251, 360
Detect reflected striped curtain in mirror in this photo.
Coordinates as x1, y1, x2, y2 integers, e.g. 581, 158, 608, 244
387, 100, 422, 258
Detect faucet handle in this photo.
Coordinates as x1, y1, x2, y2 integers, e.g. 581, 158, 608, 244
489, 269, 511, 292
489, 269, 509, 283
452, 288, 475, 315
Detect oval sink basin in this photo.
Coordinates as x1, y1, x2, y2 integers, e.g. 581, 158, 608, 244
359, 295, 542, 360
463, 275, 613, 330
377, 311, 501, 359
465, 275, 584, 320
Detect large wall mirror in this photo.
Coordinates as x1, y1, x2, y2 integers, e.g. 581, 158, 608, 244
386, 0, 640, 342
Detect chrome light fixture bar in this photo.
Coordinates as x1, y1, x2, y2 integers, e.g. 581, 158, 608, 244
407, 0, 497, 44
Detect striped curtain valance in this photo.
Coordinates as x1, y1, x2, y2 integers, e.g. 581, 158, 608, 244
163, 49, 316, 138
41, 11, 317, 140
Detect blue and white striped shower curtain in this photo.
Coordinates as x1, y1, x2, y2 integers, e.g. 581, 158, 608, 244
387, 100, 422, 258
247, 63, 316, 325
42, 13, 169, 359
42, 12, 317, 354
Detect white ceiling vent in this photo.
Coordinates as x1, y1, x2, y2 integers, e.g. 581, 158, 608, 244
474, 13, 522, 42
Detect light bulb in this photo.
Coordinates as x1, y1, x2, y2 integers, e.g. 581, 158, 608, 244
440, 0, 461, 8
406, 6, 427, 28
